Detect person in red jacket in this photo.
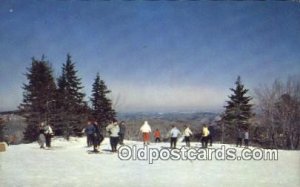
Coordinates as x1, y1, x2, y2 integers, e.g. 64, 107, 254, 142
154, 129, 161, 143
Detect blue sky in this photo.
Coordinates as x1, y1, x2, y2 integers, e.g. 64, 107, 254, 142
0, 1, 300, 112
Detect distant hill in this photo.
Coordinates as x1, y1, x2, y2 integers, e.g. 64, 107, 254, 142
0, 110, 20, 115
117, 112, 219, 123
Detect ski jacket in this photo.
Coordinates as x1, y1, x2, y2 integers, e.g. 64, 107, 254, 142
170, 128, 181, 138
93, 124, 101, 135
85, 124, 95, 135
140, 121, 151, 133
119, 124, 126, 135
244, 132, 249, 140
44, 125, 53, 135
154, 130, 161, 138
106, 123, 120, 137
208, 126, 214, 136
202, 127, 210, 137
183, 127, 193, 137
237, 129, 243, 139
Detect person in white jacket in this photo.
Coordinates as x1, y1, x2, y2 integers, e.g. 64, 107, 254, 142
106, 120, 120, 152
169, 125, 181, 149
140, 121, 151, 145
43, 123, 53, 148
183, 125, 193, 147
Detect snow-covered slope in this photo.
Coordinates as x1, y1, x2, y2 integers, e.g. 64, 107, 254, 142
1, 137, 299, 187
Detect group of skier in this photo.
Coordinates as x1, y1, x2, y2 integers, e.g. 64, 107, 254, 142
139, 121, 215, 149
82, 120, 216, 152
84, 120, 126, 153
236, 128, 249, 148
38, 119, 249, 152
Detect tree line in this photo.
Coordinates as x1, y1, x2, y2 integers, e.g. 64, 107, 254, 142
253, 78, 300, 150
19, 54, 116, 142
220, 76, 300, 150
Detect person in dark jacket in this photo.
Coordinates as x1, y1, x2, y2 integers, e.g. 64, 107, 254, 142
119, 121, 126, 145
92, 121, 103, 152
236, 128, 243, 147
207, 125, 214, 146
85, 121, 95, 147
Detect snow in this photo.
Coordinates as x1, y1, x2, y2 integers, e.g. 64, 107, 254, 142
1, 137, 300, 187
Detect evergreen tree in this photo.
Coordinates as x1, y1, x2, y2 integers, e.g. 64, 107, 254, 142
222, 76, 254, 141
19, 56, 57, 142
90, 73, 116, 127
56, 54, 87, 138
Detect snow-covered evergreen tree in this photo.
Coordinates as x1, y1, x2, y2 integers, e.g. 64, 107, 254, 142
90, 73, 116, 126
56, 54, 88, 138
222, 76, 254, 141
19, 56, 57, 142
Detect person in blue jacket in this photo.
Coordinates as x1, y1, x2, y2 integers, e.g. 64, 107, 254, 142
85, 121, 95, 147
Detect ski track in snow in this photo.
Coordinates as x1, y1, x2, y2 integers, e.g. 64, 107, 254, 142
1, 137, 300, 187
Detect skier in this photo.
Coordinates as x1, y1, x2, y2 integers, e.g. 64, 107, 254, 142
44, 123, 53, 148
154, 128, 161, 143
38, 129, 46, 149
183, 125, 193, 147
201, 124, 210, 148
236, 128, 243, 147
140, 121, 152, 145
169, 125, 181, 149
85, 121, 95, 147
92, 121, 103, 152
106, 120, 120, 152
118, 121, 126, 145
244, 129, 249, 148
207, 124, 214, 146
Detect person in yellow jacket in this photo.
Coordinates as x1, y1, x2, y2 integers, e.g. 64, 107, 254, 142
201, 124, 210, 148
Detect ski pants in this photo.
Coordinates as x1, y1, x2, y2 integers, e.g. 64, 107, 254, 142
185, 136, 191, 147
170, 137, 177, 149
110, 137, 119, 152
